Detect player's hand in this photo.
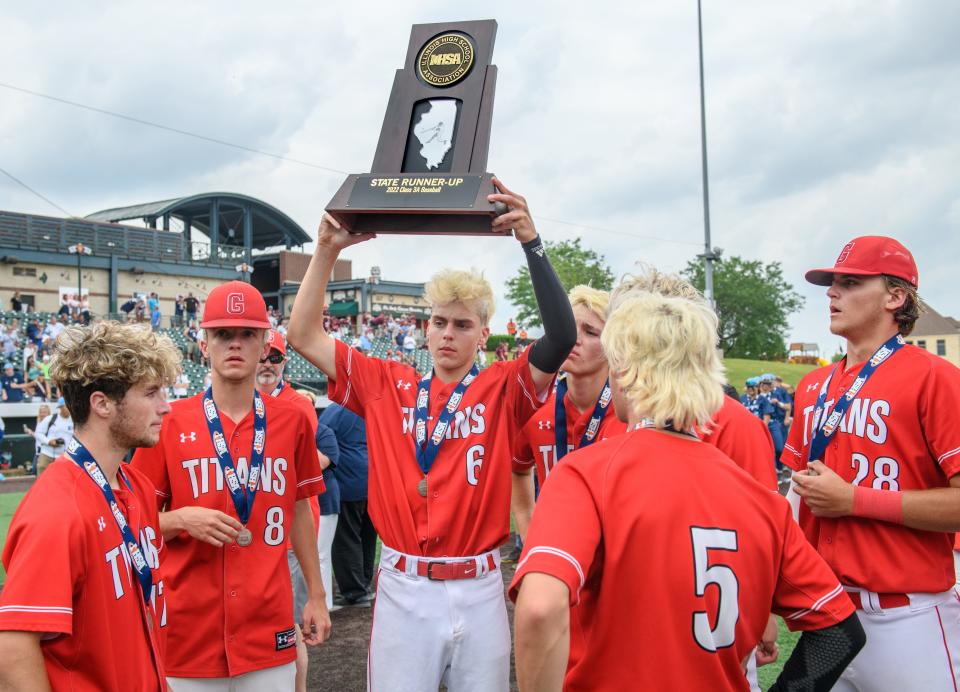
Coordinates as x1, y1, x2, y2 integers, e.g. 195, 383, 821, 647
175, 507, 242, 547
755, 615, 780, 666
300, 597, 332, 646
317, 451, 332, 470
791, 461, 855, 517
489, 177, 537, 242
315, 213, 375, 251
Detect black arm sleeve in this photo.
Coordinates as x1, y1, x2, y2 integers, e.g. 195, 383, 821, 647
521, 235, 577, 373
768, 613, 866, 692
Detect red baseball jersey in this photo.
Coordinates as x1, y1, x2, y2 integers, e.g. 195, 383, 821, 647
511, 387, 627, 486
782, 346, 960, 594
274, 383, 321, 535
131, 393, 325, 678
328, 339, 545, 557
0, 458, 167, 691
510, 430, 854, 692
699, 396, 778, 491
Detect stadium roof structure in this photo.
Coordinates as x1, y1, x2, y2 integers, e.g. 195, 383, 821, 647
85, 192, 311, 250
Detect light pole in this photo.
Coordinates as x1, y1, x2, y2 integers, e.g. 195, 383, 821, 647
696, 0, 718, 306
67, 243, 92, 308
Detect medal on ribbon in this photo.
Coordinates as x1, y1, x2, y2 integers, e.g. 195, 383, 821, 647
413, 364, 480, 496
67, 437, 154, 604
203, 387, 267, 547
808, 333, 904, 463
554, 376, 613, 462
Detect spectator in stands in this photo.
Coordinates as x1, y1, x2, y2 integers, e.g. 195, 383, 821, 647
134, 296, 146, 323
79, 297, 91, 325
173, 294, 185, 328
1, 363, 26, 402
23, 358, 47, 401
182, 320, 201, 363
42, 316, 61, 351
148, 292, 161, 331
201, 369, 212, 390
26, 318, 42, 350
120, 293, 137, 321
172, 371, 190, 398
57, 295, 72, 319
34, 397, 74, 475
39, 353, 56, 401
320, 402, 377, 608
277, 317, 289, 337
358, 331, 372, 353
1, 324, 19, 359
402, 331, 416, 359
9, 291, 22, 313
184, 291, 200, 324
22, 403, 51, 470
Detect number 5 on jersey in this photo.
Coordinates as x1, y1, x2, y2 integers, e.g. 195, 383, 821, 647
690, 527, 739, 652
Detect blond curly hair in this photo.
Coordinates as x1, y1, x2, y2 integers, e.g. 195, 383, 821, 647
424, 269, 495, 325
49, 321, 182, 425
568, 285, 610, 322
608, 266, 707, 317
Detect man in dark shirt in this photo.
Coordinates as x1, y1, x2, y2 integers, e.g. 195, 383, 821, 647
1, 364, 26, 402
184, 292, 200, 324
319, 402, 377, 606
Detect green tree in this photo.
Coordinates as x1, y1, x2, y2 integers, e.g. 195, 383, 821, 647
505, 238, 614, 327
683, 256, 804, 360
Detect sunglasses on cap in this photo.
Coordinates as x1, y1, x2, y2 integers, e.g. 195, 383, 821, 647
259, 352, 286, 365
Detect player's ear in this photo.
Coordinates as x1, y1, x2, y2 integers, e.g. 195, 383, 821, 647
479, 325, 490, 348
884, 283, 907, 311
89, 391, 113, 420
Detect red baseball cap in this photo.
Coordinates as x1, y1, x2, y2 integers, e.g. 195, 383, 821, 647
266, 329, 286, 355
805, 235, 918, 288
200, 281, 271, 329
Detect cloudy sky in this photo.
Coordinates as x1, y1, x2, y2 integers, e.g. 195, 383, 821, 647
2, 1, 958, 360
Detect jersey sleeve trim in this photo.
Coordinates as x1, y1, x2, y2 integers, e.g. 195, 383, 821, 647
296, 475, 324, 488
0, 605, 73, 615
783, 584, 844, 622
938, 446, 960, 466
511, 545, 586, 606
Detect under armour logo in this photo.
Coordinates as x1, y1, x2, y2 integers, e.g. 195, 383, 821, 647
226, 292, 244, 314
180, 432, 197, 443
396, 380, 412, 390
806, 382, 820, 393
97, 516, 106, 532
538, 420, 552, 429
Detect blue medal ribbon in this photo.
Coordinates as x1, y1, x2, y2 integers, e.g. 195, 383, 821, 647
270, 380, 284, 397
808, 333, 905, 463
554, 376, 613, 461
202, 387, 267, 525
413, 364, 480, 475
66, 437, 153, 605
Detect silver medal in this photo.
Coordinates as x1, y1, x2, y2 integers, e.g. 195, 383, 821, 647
237, 527, 253, 547
417, 477, 428, 497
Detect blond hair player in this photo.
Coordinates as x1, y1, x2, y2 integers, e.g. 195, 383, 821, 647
512, 291, 865, 691
288, 179, 576, 691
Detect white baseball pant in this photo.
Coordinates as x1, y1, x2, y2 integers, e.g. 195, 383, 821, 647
367, 546, 510, 692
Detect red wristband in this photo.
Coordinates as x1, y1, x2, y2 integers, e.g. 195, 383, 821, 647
852, 485, 904, 524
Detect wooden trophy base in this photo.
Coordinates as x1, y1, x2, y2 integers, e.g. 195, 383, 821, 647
326, 172, 506, 235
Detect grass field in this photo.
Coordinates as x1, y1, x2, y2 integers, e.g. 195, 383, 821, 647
724, 358, 819, 389
0, 491, 26, 585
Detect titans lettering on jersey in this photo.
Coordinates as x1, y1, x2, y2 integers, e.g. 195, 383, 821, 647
799, 397, 890, 447
176, 456, 289, 499
401, 405, 488, 485
104, 525, 167, 626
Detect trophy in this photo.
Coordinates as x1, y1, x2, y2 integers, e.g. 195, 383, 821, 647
326, 20, 503, 235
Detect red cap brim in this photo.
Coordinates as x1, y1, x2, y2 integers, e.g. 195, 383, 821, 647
199, 318, 272, 329
804, 267, 882, 286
